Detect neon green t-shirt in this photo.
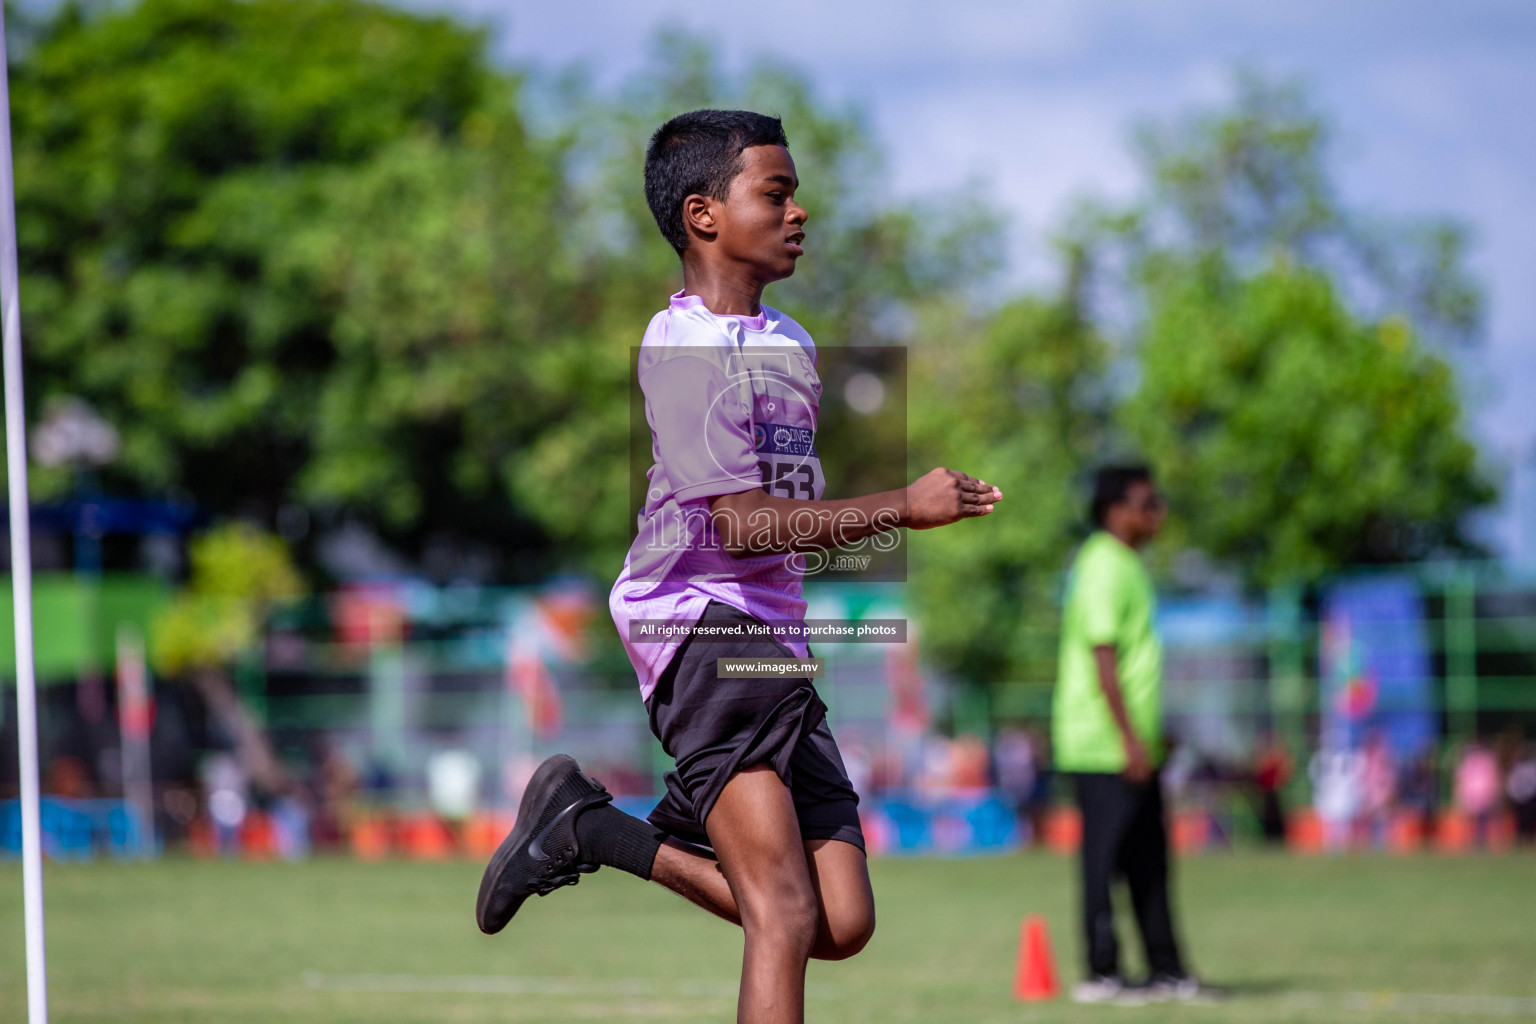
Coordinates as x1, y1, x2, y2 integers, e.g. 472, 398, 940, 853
1052, 531, 1164, 773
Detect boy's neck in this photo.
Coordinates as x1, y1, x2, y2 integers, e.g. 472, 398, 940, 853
681, 258, 767, 317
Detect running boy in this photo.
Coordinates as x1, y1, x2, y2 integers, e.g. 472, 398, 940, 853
476, 109, 1002, 1024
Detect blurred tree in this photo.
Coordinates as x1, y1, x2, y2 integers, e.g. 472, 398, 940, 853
1105, 73, 1483, 346
10, 3, 1495, 693
1081, 75, 1495, 585
191, 93, 590, 579
151, 522, 302, 794
8, 0, 521, 571
904, 75, 1495, 694
10, 7, 995, 588
279, 34, 995, 582
906, 249, 1111, 692
1122, 263, 1492, 582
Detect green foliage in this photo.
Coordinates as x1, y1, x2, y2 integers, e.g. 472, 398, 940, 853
150, 522, 301, 674
9, 1, 1497, 686
185, 520, 302, 602
1094, 76, 1495, 585
907, 75, 1495, 688
906, 254, 1110, 688
150, 592, 256, 678
1122, 261, 1492, 582
11, 6, 992, 583
10, 0, 496, 539
1116, 73, 1483, 344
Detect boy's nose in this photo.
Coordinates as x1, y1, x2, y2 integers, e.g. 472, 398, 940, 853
787, 201, 808, 225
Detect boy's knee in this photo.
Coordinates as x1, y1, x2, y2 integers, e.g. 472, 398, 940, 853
742, 885, 819, 951
814, 907, 875, 961
780, 889, 823, 948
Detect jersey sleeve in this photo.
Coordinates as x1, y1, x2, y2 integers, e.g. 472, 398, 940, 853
640, 353, 761, 505
1071, 544, 1127, 648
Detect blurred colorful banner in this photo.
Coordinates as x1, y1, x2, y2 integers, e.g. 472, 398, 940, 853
1319, 577, 1435, 759
504, 586, 594, 740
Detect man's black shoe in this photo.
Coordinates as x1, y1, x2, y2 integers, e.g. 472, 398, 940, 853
475, 754, 611, 934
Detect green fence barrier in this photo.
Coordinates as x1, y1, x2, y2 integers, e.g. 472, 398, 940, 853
0, 574, 172, 683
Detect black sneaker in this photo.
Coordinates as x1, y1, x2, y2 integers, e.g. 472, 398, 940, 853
475, 754, 612, 934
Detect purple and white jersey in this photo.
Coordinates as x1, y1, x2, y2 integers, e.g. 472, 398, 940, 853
610, 290, 824, 701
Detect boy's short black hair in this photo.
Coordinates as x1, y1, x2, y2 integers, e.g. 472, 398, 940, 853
644, 109, 789, 255
1090, 464, 1153, 527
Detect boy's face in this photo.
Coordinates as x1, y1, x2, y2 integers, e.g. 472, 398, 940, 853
703, 144, 806, 282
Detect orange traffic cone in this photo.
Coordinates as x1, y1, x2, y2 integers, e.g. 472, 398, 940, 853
1013, 914, 1060, 1001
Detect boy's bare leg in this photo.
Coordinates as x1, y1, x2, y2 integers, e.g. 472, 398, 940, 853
703, 764, 818, 1024
802, 838, 875, 960
652, 836, 875, 960
651, 839, 740, 925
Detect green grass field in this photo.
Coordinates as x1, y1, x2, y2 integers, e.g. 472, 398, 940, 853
3, 851, 1534, 1023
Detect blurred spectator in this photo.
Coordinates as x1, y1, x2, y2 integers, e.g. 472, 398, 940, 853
270, 792, 312, 861
841, 740, 873, 801
1252, 733, 1292, 844
201, 753, 248, 856
161, 784, 200, 847
1494, 726, 1525, 782
1310, 749, 1363, 851
1399, 751, 1439, 840
427, 748, 482, 821
1360, 733, 1397, 847
1026, 732, 1054, 841
362, 758, 400, 801
43, 754, 94, 799
1505, 744, 1536, 846
311, 740, 358, 851
867, 745, 906, 794
951, 734, 991, 789
994, 726, 1039, 844
915, 735, 955, 794
1161, 740, 1198, 805
501, 752, 542, 807
888, 724, 927, 793
583, 762, 654, 798
1453, 741, 1501, 848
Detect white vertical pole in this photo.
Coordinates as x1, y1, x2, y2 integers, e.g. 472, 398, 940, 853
0, 7, 51, 1023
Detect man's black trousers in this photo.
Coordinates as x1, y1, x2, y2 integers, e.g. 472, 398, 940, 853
1073, 771, 1185, 979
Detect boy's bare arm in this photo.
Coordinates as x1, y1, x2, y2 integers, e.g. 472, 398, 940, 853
708, 467, 1001, 558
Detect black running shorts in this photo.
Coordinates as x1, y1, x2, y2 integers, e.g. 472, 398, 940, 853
644, 601, 865, 851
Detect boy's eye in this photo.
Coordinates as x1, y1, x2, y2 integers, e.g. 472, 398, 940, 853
767, 191, 786, 203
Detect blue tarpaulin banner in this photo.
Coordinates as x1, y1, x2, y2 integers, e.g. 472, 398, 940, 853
1319, 576, 1435, 758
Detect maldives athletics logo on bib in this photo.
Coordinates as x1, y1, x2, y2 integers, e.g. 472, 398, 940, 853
753, 421, 816, 457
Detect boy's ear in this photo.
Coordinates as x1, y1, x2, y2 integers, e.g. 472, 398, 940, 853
682, 193, 718, 242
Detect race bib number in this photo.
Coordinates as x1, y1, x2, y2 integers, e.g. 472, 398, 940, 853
754, 421, 822, 500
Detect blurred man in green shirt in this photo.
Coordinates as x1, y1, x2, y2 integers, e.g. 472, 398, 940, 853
1055, 465, 1209, 1005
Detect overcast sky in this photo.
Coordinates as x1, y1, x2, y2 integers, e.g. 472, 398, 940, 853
410, 0, 1536, 562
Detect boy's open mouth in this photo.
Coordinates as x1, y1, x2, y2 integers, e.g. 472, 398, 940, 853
786, 231, 805, 256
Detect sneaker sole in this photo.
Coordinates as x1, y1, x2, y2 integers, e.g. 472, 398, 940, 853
1071, 996, 1148, 1006
475, 754, 585, 934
